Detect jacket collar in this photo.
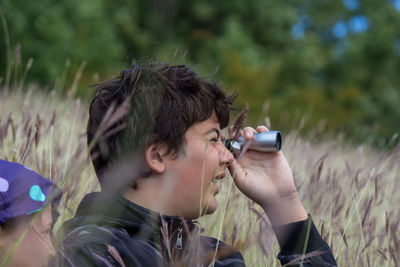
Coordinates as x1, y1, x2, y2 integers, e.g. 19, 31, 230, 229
63, 191, 197, 241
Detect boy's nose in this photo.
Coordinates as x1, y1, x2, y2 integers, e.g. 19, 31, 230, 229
218, 143, 234, 165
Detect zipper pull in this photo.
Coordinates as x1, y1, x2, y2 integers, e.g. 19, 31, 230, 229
175, 227, 183, 250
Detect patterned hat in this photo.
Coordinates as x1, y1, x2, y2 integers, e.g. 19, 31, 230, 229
0, 159, 61, 224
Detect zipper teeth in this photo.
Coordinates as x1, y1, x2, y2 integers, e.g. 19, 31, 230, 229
176, 227, 183, 249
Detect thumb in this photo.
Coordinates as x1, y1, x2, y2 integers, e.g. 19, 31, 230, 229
227, 158, 247, 188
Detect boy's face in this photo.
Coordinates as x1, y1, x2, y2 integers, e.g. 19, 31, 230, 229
163, 114, 234, 219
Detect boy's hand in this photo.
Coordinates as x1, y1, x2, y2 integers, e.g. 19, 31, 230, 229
226, 125, 307, 225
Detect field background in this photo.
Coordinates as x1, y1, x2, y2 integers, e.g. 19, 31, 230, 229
1, 88, 399, 266
1, 0, 400, 265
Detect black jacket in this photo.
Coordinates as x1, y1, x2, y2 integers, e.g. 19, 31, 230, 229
53, 192, 336, 266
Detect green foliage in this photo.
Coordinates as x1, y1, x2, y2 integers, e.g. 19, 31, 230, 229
1, 0, 400, 144
0, 0, 123, 89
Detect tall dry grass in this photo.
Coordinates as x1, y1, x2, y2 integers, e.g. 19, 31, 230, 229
1, 86, 399, 266
0, 87, 100, 232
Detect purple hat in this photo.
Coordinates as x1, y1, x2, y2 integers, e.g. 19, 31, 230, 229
0, 159, 61, 224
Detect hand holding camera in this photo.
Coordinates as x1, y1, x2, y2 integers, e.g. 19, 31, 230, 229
226, 126, 307, 225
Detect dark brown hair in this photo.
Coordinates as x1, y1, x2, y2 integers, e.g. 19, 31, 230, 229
87, 62, 236, 188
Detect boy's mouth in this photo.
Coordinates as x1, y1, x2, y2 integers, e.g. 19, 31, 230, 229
212, 172, 226, 183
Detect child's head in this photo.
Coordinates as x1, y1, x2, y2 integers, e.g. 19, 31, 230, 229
87, 62, 236, 190
0, 159, 61, 266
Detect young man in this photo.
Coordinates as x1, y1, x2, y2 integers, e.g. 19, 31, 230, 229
54, 63, 337, 266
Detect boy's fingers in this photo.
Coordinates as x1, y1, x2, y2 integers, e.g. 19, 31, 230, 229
256, 125, 269, 132
227, 158, 246, 187
243, 127, 256, 140
230, 125, 269, 140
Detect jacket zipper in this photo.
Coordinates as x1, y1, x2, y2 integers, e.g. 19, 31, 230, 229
175, 227, 183, 250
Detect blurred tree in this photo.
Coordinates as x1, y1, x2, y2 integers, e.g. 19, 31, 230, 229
0, 0, 124, 90
1, 0, 400, 145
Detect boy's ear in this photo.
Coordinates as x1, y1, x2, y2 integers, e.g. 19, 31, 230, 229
145, 143, 168, 174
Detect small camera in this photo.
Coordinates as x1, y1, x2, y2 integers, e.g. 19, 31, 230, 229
224, 131, 282, 157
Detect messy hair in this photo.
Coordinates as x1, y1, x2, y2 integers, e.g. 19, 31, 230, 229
87, 62, 236, 188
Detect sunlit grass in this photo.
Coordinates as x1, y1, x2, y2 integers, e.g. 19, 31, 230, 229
1, 87, 399, 266
0, 87, 100, 233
